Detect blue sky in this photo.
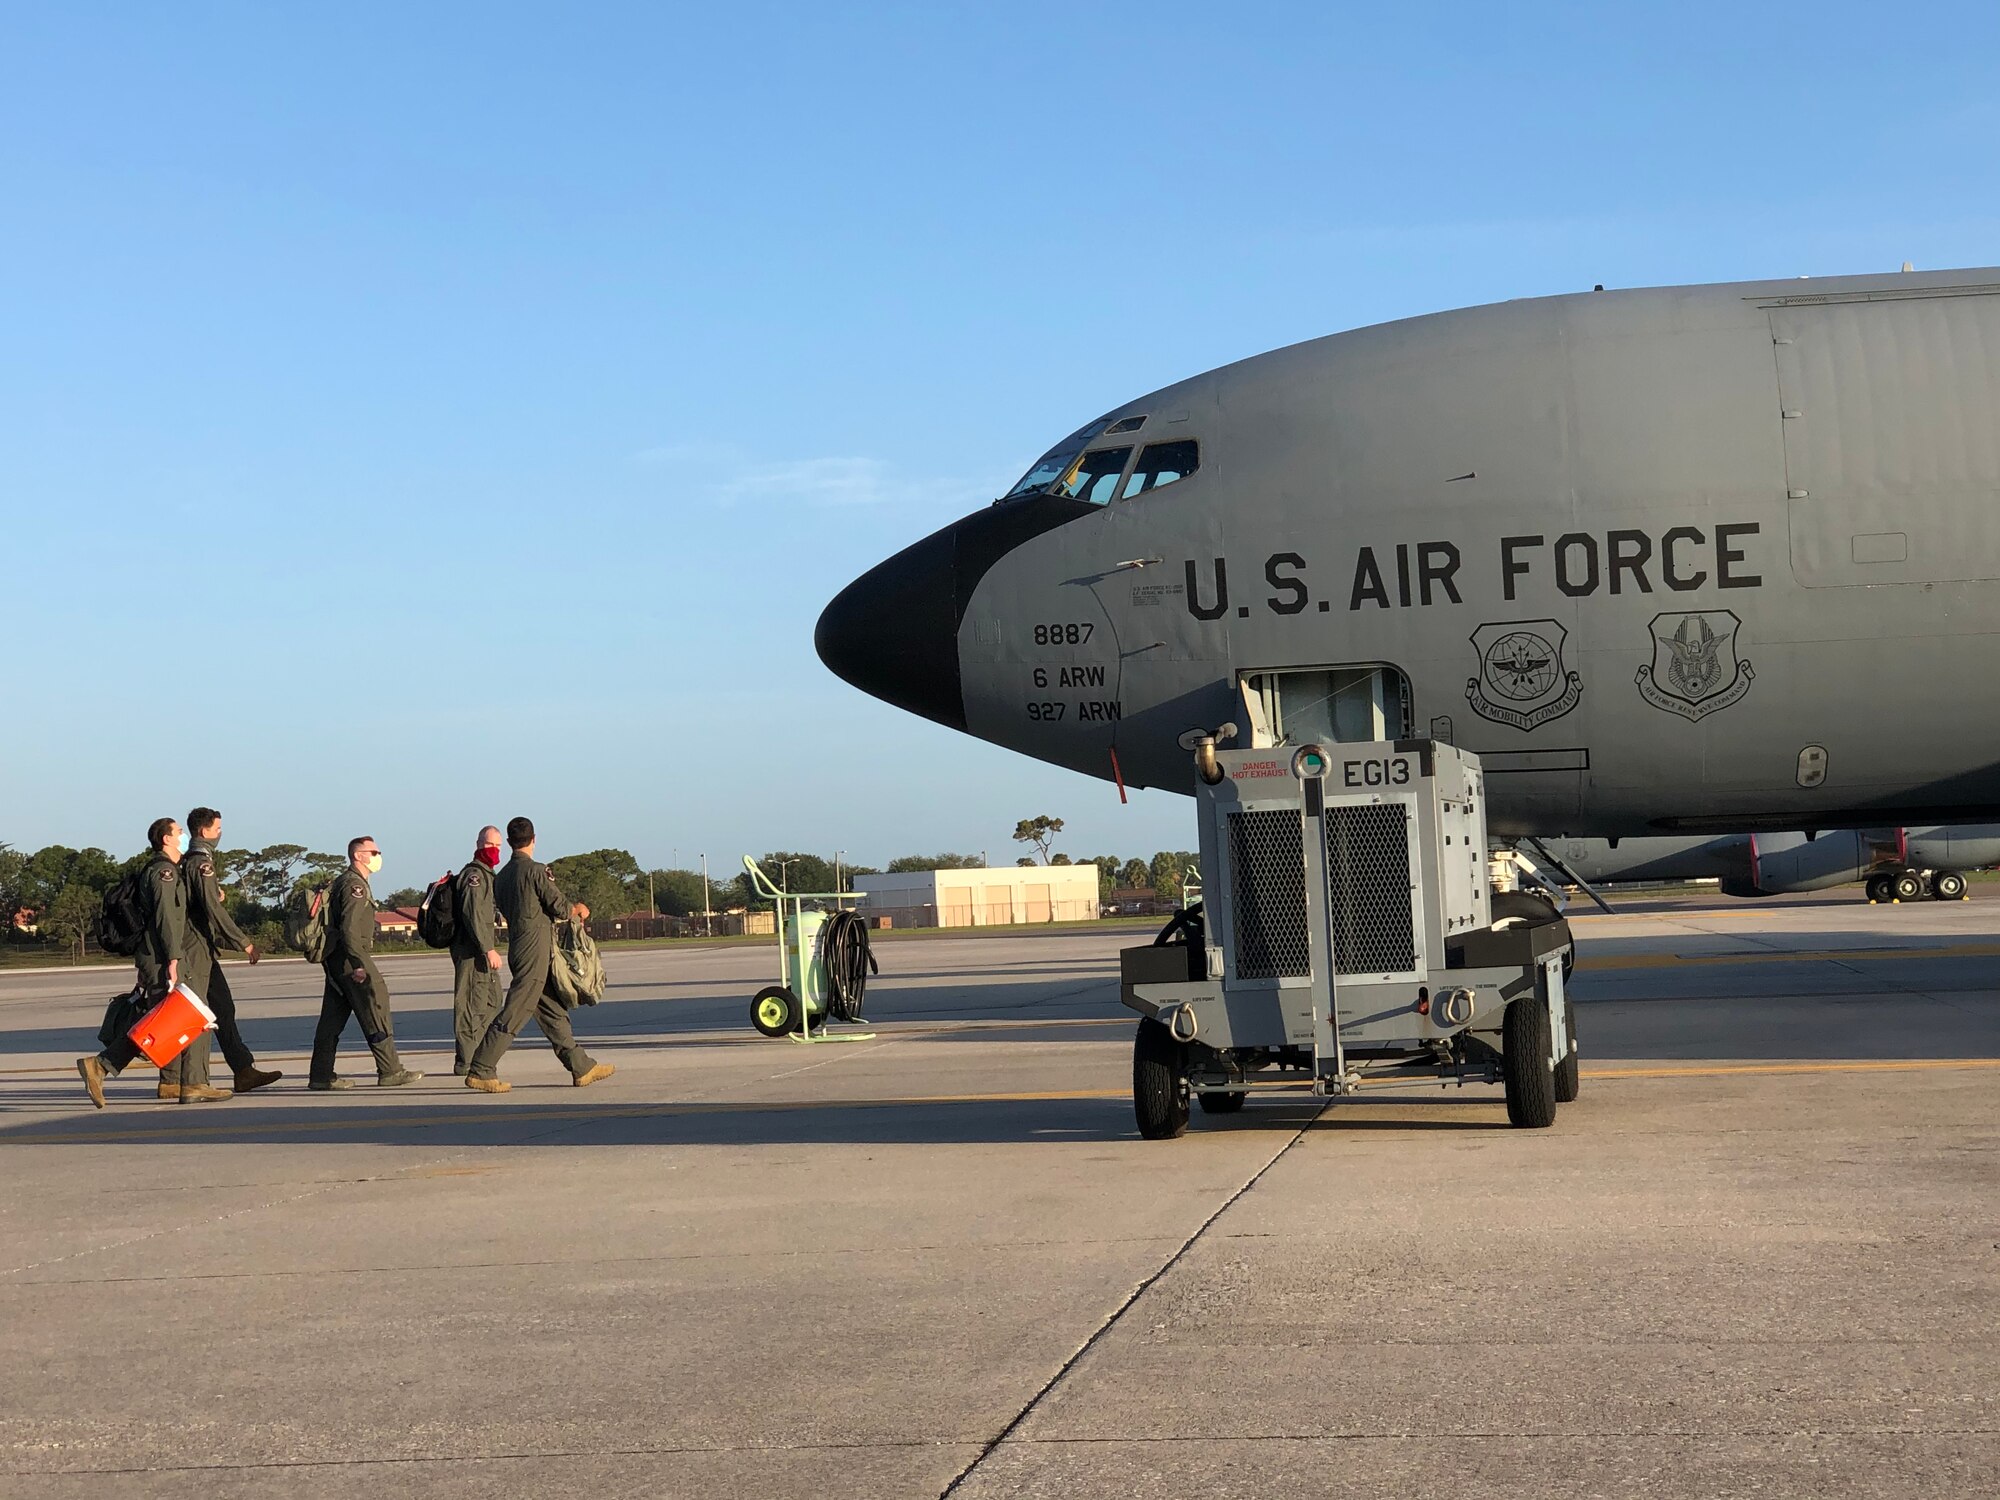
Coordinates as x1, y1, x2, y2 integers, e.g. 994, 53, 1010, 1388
4, 2, 1998, 890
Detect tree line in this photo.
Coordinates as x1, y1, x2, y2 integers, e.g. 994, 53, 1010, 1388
2, 828, 1206, 963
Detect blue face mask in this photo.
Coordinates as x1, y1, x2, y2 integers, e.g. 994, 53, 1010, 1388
175, 832, 190, 855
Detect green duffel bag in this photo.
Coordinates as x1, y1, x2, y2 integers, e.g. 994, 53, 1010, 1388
545, 916, 606, 1008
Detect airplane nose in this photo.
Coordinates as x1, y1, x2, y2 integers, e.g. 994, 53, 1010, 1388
815, 523, 967, 732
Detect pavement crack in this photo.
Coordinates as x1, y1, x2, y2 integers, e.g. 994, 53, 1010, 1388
936, 1108, 1323, 1498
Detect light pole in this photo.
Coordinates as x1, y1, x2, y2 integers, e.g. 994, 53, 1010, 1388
835, 849, 845, 896
700, 853, 711, 937
773, 858, 799, 892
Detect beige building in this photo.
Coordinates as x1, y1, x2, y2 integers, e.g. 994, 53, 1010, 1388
853, 866, 1100, 928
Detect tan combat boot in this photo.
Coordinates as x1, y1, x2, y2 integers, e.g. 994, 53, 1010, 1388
179, 1083, 233, 1103
464, 1075, 511, 1094
77, 1057, 107, 1109
573, 1063, 615, 1088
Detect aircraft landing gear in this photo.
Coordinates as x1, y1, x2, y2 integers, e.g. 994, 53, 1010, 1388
1931, 869, 1969, 901
1868, 868, 1969, 902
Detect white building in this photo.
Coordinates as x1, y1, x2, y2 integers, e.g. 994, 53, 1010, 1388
853, 866, 1100, 928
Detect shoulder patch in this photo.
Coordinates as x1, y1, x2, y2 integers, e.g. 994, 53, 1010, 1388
160, 868, 176, 883
467, 873, 482, 888
348, 881, 366, 899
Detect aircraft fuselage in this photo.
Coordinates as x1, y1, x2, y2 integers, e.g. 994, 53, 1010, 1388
817, 269, 2000, 838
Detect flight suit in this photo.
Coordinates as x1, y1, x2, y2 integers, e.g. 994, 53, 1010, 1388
466, 852, 600, 1081
98, 853, 207, 1082
449, 860, 502, 1074
180, 837, 264, 1085
308, 867, 407, 1083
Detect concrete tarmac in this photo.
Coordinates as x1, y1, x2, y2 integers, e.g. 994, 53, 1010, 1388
1, 893, 1994, 1497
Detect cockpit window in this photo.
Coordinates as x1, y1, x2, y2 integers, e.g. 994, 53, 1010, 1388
1056, 446, 1133, 505
1002, 418, 1111, 500
1105, 415, 1147, 435
1119, 439, 1199, 499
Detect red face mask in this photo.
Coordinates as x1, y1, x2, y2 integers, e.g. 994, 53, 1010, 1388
477, 845, 502, 868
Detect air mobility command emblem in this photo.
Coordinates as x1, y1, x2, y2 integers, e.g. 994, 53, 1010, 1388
1467, 619, 1582, 731
1637, 610, 1754, 720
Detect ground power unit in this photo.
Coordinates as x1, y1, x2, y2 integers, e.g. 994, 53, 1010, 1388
1120, 739, 1576, 1137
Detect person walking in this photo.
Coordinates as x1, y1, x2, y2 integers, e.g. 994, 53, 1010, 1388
181, 808, 282, 1095
464, 817, 614, 1093
76, 818, 226, 1105
307, 836, 422, 1091
450, 826, 506, 1075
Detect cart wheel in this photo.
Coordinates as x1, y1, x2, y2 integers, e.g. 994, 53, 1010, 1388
1133, 1019, 1190, 1139
1197, 1089, 1248, 1115
1502, 994, 1557, 1128
1553, 994, 1580, 1104
1492, 890, 1574, 982
751, 986, 799, 1038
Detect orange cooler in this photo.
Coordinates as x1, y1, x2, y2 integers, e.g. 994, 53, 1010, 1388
129, 983, 217, 1068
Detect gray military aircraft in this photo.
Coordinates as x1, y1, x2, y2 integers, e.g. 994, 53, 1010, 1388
1543, 825, 2000, 903
817, 268, 2000, 839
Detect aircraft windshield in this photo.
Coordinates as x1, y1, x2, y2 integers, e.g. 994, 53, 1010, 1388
1055, 446, 1133, 505
1001, 419, 1110, 500
1120, 440, 1199, 499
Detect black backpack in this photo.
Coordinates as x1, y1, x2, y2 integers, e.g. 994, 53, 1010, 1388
95, 871, 148, 957
416, 872, 458, 949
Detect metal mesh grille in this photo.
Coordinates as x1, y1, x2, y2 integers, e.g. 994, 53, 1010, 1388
1325, 803, 1417, 974
1226, 809, 1310, 979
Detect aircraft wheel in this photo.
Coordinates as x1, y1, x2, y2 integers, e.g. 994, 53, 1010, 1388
1133, 1019, 1190, 1139
1892, 870, 1926, 903
1932, 870, 1968, 901
1197, 1089, 1247, 1115
750, 986, 799, 1037
1491, 890, 1574, 981
1553, 993, 1580, 1103
1865, 874, 1893, 903
1502, 995, 1557, 1128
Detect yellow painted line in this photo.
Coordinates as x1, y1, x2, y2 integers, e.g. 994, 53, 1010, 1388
0, 1017, 1129, 1079
1582, 1057, 2000, 1080
1581, 942, 2000, 970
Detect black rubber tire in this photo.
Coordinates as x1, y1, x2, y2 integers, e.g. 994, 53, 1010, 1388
1491, 890, 1559, 923
1553, 993, 1580, 1103
1502, 994, 1557, 1128
1196, 1089, 1247, 1115
1133, 1019, 1190, 1139
1491, 890, 1575, 981
750, 986, 799, 1038
1932, 870, 1968, 901
1866, 874, 1893, 903
1892, 870, 1926, 902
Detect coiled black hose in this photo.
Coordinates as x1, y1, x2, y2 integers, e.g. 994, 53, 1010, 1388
819, 909, 879, 1023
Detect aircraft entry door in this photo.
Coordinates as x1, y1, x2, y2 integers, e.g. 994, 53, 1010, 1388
1771, 290, 2000, 587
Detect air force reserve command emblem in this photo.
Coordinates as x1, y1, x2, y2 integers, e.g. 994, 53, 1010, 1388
1466, 619, 1582, 731
1637, 610, 1755, 720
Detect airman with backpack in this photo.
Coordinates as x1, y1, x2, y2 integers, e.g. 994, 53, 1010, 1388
181, 808, 282, 1097
76, 818, 218, 1107
306, 836, 422, 1091
417, 826, 507, 1075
